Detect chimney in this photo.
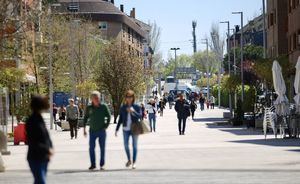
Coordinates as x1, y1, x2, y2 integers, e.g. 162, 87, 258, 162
131, 8, 136, 18
120, 4, 124, 12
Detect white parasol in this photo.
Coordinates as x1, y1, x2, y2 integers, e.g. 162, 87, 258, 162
294, 56, 300, 113
272, 60, 289, 116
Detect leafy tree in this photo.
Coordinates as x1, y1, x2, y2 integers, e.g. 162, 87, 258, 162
94, 42, 145, 123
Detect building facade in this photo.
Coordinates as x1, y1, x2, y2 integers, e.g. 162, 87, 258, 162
58, 0, 152, 63
287, 0, 300, 64
266, 0, 289, 58
229, 14, 265, 49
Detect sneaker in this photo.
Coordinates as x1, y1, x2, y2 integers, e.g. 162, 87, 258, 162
126, 160, 132, 168
89, 166, 96, 170
100, 166, 105, 171
132, 163, 136, 169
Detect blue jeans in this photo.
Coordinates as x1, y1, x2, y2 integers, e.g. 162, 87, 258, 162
28, 160, 48, 184
148, 113, 156, 132
89, 130, 106, 167
123, 130, 138, 163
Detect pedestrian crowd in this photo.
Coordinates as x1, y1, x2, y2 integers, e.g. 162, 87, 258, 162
25, 90, 216, 184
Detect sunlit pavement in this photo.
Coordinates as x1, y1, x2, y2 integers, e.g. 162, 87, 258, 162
2, 107, 300, 184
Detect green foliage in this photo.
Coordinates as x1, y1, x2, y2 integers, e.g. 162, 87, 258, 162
223, 75, 241, 94
0, 68, 25, 92
76, 81, 98, 99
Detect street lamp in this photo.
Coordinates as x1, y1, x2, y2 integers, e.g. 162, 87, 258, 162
232, 11, 244, 102
220, 21, 232, 114
170, 47, 180, 80
47, 3, 61, 130
211, 34, 222, 108
231, 28, 237, 109
201, 39, 210, 100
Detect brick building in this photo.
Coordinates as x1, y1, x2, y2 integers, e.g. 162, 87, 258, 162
287, 0, 300, 64
57, 0, 152, 63
266, 0, 289, 58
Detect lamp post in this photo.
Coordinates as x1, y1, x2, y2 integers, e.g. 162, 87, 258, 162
48, 3, 61, 130
220, 21, 232, 114
231, 28, 237, 109
201, 39, 210, 100
170, 48, 180, 80
232, 11, 244, 102
211, 34, 222, 108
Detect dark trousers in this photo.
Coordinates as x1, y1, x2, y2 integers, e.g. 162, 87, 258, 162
191, 110, 195, 119
178, 118, 187, 134
28, 160, 48, 184
211, 103, 215, 109
89, 130, 106, 167
68, 119, 78, 138
200, 103, 204, 111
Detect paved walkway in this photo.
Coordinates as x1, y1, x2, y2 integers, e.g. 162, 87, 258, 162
1, 107, 300, 183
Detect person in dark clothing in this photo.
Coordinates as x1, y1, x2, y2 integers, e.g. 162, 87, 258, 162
141, 104, 146, 119
58, 106, 66, 121
190, 100, 197, 120
115, 90, 142, 169
26, 95, 53, 184
159, 99, 165, 117
199, 94, 205, 111
53, 104, 58, 121
168, 94, 174, 109
175, 94, 190, 135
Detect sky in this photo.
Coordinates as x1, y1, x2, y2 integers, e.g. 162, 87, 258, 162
114, 0, 263, 60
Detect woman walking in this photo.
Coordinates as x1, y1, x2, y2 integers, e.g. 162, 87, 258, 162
190, 100, 197, 120
146, 99, 157, 132
26, 95, 53, 184
115, 90, 142, 169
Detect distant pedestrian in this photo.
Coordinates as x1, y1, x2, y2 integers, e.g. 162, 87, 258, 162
146, 99, 157, 132
206, 99, 210, 109
159, 99, 165, 117
175, 94, 190, 135
26, 95, 53, 184
210, 95, 215, 109
83, 91, 111, 170
115, 90, 142, 169
141, 103, 146, 119
58, 106, 66, 121
199, 94, 205, 111
53, 104, 58, 121
66, 99, 79, 139
190, 100, 197, 120
168, 94, 174, 109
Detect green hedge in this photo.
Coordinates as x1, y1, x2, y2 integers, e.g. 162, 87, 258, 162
212, 84, 256, 113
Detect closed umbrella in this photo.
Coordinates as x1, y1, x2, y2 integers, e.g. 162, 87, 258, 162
294, 56, 300, 113
272, 60, 289, 116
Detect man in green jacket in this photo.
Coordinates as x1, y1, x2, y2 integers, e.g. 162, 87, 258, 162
83, 91, 111, 170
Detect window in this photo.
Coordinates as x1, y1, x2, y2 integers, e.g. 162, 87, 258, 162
298, 30, 300, 47
269, 13, 274, 27
293, 33, 297, 50
98, 22, 107, 30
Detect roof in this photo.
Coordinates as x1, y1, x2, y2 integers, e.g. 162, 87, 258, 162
57, 0, 147, 38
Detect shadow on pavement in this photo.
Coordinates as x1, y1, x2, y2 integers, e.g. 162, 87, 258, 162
230, 139, 300, 147
193, 118, 227, 123
205, 123, 262, 136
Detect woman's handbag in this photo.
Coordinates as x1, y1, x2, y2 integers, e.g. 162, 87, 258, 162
131, 120, 150, 135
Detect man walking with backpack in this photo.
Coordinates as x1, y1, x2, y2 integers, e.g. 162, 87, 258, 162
175, 94, 190, 135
